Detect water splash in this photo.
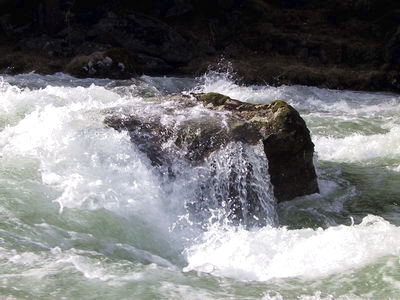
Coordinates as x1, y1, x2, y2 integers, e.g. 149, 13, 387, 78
182, 141, 277, 229
1, 73, 400, 299
184, 215, 400, 282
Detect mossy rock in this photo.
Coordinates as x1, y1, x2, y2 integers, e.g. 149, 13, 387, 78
197, 92, 231, 106
195, 92, 255, 111
194, 93, 319, 201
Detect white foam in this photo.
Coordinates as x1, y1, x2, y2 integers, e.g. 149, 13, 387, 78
3, 73, 400, 293
389, 165, 400, 173
1, 245, 145, 282
0, 82, 165, 221
184, 215, 400, 281
191, 71, 280, 104
314, 125, 400, 162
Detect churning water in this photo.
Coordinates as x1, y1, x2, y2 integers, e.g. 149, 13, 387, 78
0, 71, 400, 299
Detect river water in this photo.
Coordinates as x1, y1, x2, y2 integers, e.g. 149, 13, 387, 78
0, 71, 399, 299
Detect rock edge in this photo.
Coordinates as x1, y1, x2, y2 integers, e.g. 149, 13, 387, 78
104, 92, 319, 203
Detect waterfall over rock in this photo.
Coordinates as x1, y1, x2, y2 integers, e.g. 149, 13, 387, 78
104, 92, 319, 226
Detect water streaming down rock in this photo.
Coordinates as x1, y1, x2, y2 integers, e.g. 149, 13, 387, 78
182, 141, 278, 228
104, 91, 319, 227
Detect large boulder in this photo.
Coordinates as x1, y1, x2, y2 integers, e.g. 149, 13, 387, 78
104, 92, 319, 211
195, 93, 319, 201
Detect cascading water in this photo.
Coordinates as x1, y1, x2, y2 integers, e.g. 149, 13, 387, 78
182, 141, 277, 228
0, 71, 400, 299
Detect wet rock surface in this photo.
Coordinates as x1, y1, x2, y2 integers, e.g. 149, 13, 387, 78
104, 92, 319, 205
195, 93, 319, 201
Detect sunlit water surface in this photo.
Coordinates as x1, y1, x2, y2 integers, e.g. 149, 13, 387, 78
0, 71, 400, 299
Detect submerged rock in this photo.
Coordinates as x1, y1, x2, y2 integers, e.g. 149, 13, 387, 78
104, 92, 319, 224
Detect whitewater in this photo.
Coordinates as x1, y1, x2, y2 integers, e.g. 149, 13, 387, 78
0, 71, 400, 299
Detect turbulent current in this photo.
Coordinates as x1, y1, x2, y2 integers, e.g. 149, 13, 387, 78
0, 71, 400, 299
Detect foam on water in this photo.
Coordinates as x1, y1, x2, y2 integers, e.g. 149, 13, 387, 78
0, 79, 173, 235
180, 71, 400, 285
184, 215, 400, 281
314, 126, 400, 162
0, 73, 277, 241
194, 70, 400, 115
195, 71, 400, 166
1, 73, 400, 299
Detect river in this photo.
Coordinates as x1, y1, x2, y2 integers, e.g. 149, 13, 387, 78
0, 71, 399, 299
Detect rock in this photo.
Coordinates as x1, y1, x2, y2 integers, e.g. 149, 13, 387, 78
17, 34, 69, 57
151, 0, 194, 17
3, 0, 400, 92
385, 26, 400, 70
104, 93, 231, 165
104, 92, 319, 210
195, 93, 319, 201
260, 101, 319, 201
134, 53, 174, 75
65, 48, 137, 79
91, 12, 194, 64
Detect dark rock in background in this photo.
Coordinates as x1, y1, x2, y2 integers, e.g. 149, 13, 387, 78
65, 48, 138, 79
1, 0, 400, 91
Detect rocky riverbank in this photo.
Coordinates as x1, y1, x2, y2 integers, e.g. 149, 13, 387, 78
1, 0, 400, 92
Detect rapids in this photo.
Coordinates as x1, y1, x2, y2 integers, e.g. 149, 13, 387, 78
0, 71, 399, 299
